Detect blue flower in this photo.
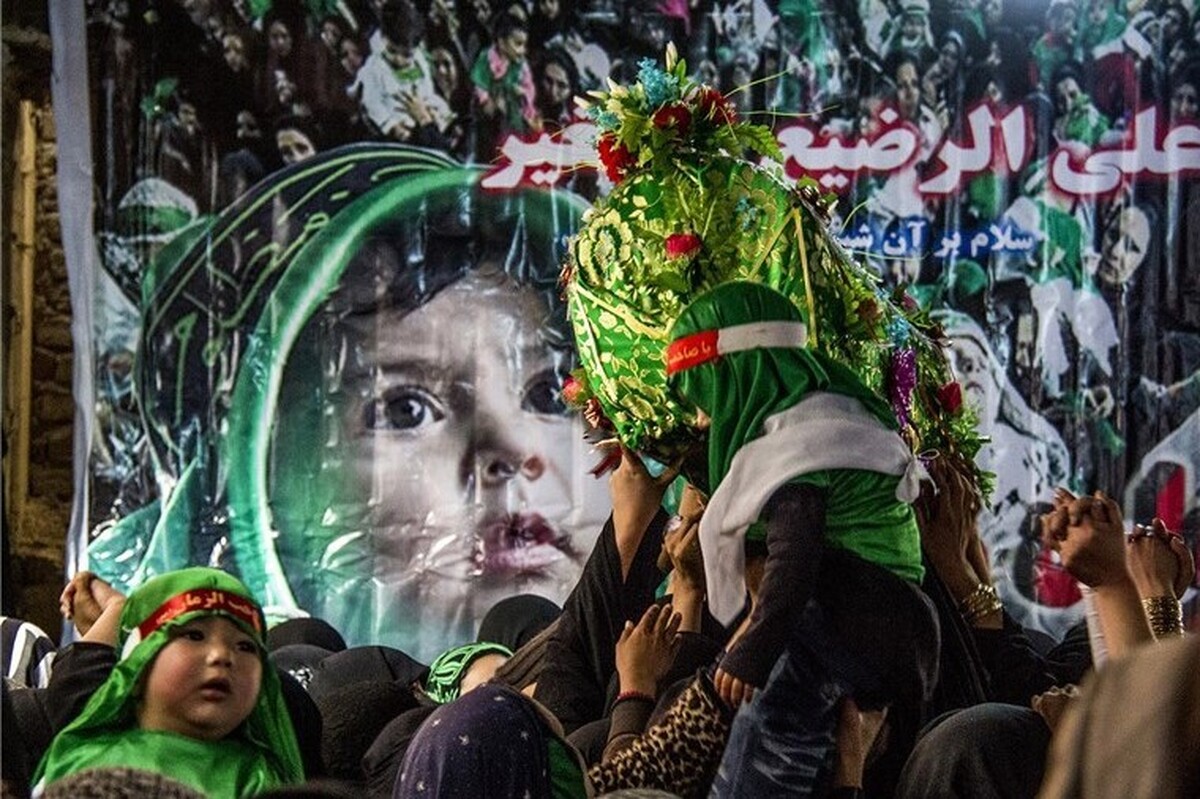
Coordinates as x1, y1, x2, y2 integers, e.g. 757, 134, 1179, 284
888, 316, 911, 345
735, 196, 760, 231
638, 58, 680, 107
596, 110, 620, 131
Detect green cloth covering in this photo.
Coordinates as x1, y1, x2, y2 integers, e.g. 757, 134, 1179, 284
1080, 8, 1126, 52
791, 470, 924, 582
568, 157, 885, 460
669, 282, 923, 584
391, 61, 426, 85
1059, 94, 1110, 148
968, 172, 1003, 222
1032, 196, 1085, 287
424, 642, 514, 704
36, 731, 282, 799
668, 282, 895, 493
34, 568, 304, 796
567, 60, 989, 512
545, 737, 586, 799
470, 48, 533, 133
1031, 35, 1074, 89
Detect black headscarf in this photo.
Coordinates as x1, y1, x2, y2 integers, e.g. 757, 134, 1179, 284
477, 594, 562, 651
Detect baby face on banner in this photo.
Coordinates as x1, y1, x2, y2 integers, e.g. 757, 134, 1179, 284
270, 261, 608, 661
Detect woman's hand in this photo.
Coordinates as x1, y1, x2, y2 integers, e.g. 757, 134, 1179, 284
916, 455, 986, 598
1031, 684, 1079, 734
1046, 489, 1154, 655
1049, 491, 1130, 589
662, 493, 706, 633
1126, 518, 1195, 599
834, 697, 888, 789
615, 603, 682, 696
610, 447, 681, 579
713, 665, 756, 709
398, 91, 434, 127
1166, 525, 1196, 598
61, 571, 124, 637
661, 494, 705, 591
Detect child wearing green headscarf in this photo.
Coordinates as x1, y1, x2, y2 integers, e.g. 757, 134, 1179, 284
33, 567, 304, 798
667, 282, 939, 797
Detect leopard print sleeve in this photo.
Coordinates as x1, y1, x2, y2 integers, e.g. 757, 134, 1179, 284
587, 674, 731, 799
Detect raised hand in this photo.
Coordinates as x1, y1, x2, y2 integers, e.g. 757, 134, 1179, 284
61, 571, 124, 637
615, 603, 683, 697
660, 484, 706, 589
1044, 488, 1153, 656
610, 447, 683, 574
1126, 518, 1195, 600
916, 454, 988, 597
1051, 491, 1129, 589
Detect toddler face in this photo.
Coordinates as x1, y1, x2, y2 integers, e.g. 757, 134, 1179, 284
137, 616, 263, 741
271, 269, 609, 657
499, 29, 528, 62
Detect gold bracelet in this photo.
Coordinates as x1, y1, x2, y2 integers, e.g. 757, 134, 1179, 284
1141, 596, 1184, 639
959, 583, 1003, 624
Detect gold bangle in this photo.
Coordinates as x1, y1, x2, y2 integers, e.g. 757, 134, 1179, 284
1141, 596, 1184, 639
959, 583, 1003, 624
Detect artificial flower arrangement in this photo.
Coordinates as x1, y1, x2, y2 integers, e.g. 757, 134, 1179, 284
582, 44, 780, 184
563, 46, 991, 498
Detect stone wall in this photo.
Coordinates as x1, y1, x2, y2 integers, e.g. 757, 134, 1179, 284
4, 15, 70, 642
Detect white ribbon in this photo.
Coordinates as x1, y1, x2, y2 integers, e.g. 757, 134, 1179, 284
699, 392, 929, 624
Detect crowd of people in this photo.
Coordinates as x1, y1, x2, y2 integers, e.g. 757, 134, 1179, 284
2, 450, 1197, 797
96, 0, 1200, 214
93, 0, 648, 208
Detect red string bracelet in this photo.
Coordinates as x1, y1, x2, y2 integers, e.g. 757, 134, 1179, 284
615, 690, 655, 704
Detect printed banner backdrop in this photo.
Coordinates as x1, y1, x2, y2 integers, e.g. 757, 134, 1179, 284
61, 0, 1200, 656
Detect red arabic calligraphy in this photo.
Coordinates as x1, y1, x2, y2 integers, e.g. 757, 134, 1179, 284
136, 588, 264, 639
666, 330, 719, 375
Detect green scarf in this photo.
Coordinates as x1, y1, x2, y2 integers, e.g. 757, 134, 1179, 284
34, 568, 304, 797
424, 642, 513, 704
668, 281, 896, 494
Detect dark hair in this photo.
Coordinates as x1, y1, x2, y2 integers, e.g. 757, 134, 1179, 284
263, 2, 305, 39
329, 179, 572, 334
1170, 57, 1200, 94
885, 50, 922, 82
1164, 2, 1191, 30
493, 11, 527, 40
965, 65, 1005, 104
273, 113, 324, 149
380, 0, 424, 48
1050, 60, 1084, 92
319, 14, 350, 39
536, 47, 578, 91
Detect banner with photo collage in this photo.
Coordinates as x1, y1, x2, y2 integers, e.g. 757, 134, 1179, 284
58, 0, 1200, 657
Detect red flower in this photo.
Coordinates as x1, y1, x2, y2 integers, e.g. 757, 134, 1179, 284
652, 103, 692, 136
665, 232, 702, 259
597, 134, 635, 183
856, 298, 881, 325
937, 381, 963, 414
695, 87, 737, 126
561, 375, 584, 407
